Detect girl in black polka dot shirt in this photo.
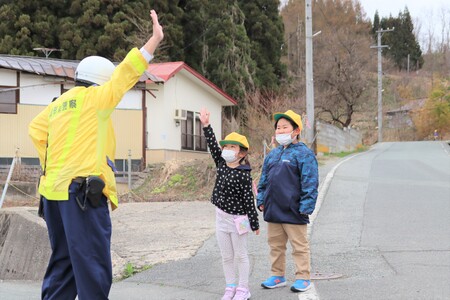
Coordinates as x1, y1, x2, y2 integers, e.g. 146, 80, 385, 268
200, 108, 259, 300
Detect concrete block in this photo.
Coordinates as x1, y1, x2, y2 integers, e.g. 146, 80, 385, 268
0, 208, 50, 280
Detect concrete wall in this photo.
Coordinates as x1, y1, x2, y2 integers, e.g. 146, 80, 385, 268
316, 121, 362, 153
0, 208, 50, 280
146, 149, 210, 164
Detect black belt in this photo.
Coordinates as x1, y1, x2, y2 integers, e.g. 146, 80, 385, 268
72, 177, 86, 184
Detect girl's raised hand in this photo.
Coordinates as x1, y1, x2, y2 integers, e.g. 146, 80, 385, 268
199, 108, 210, 127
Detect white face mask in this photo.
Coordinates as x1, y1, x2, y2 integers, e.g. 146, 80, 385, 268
276, 132, 296, 146
221, 149, 238, 163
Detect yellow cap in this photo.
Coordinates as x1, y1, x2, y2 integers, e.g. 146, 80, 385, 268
219, 132, 250, 150
273, 110, 303, 131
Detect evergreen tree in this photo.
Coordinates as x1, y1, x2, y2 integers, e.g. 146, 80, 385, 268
203, 0, 256, 102
372, 10, 380, 36
146, 0, 185, 62
379, 7, 423, 71
179, 0, 209, 73
0, 0, 182, 61
0, 0, 56, 55
58, 0, 140, 60
238, 0, 286, 92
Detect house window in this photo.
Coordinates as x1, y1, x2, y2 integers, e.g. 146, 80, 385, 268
181, 111, 207, 152
0, 86, 18, 114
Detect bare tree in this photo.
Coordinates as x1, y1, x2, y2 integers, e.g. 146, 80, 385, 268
312, 0, 374, 128
314, 28, 373, 128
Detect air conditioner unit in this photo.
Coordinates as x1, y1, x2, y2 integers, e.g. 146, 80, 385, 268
174, 109, 187, 120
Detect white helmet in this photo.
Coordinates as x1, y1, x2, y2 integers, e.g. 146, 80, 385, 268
75, 56, 115, 85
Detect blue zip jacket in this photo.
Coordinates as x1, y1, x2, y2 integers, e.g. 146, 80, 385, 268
257, 142, 318, 224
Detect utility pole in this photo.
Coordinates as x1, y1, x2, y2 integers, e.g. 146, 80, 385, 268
407, 53, 410, 75
370, 28, 394, 143
305, 0, 315, 150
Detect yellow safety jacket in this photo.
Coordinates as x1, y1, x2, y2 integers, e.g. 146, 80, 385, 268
29, 47, 148, 210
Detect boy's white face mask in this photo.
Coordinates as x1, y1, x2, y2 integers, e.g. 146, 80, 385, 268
221, 149, 238, 163
276, 131, 296, 146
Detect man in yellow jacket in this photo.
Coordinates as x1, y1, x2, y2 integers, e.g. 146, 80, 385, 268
28, 10, 163, 300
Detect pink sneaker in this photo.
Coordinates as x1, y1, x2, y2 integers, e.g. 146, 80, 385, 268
221, 286, 236, 300
232, 287, 251, 300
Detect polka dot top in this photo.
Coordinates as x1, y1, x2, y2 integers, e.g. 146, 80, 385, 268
203, 125, 259, 231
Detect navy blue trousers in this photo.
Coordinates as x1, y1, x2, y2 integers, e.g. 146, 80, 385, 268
41, 182, 112, 300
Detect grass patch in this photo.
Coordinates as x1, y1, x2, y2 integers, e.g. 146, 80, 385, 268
121, 262, 152, 279
323, 146, 368, 158
123, 262, 136, 279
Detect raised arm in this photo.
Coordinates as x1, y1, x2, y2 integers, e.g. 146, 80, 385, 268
200, 108, 223, 166
93, 10, 164, 111
142, 10, 164, 56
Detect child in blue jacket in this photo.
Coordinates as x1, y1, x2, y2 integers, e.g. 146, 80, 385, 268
257, 109, 318, 293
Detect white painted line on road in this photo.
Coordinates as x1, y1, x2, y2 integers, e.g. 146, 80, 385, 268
304, 152, 365, 300
298, 283, 320, 300
441, 142, 450, 155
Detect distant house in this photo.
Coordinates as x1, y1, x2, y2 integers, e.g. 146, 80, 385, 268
0, 54, 236, 170
385, 99, 426, 129
384, 99, 426, 141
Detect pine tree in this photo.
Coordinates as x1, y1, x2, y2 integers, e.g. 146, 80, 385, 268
0, 2, 39, 55
238, 0, 286, 92
146, 0, 185, 62
380, 7, 423, 71
372, 10, 380, 36
203, 0, 256, 102
179, 0, 209, 73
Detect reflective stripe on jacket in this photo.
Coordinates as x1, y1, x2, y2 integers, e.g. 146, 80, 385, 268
29, 48, 147, 210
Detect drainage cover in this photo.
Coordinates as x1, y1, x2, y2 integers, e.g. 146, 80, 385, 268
310, 272, 343, 280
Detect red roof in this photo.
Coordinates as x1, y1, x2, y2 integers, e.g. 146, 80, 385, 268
147, 62, 237, 105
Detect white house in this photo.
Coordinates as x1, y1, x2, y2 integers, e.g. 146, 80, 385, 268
145, 62, 237, 163
0, 54, 236, 170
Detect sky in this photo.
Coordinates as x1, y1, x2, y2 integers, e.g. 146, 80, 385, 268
358, 0, 447, 23
357, 0, 449, 49
280, 0, 450, 50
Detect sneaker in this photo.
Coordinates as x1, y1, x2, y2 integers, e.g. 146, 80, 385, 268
232, 287, 251, 300
261, 276, 286, 289
290, 279, 311, 292
221, 286, 236, 300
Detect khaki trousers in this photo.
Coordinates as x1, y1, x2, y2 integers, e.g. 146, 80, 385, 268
267, 222, 310, 280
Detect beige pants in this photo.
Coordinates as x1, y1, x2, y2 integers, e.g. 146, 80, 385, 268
267, 222, 310, 280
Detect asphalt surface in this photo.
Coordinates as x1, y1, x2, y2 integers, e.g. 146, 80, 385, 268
2, 141, 449, 300
311, 141, 450, 299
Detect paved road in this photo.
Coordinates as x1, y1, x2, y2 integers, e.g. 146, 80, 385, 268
2, 141, 449, 300
312, 141, 450, 299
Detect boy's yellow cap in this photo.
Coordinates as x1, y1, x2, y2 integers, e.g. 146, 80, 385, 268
273, 109, 303, 131
219, 132, 250, 150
